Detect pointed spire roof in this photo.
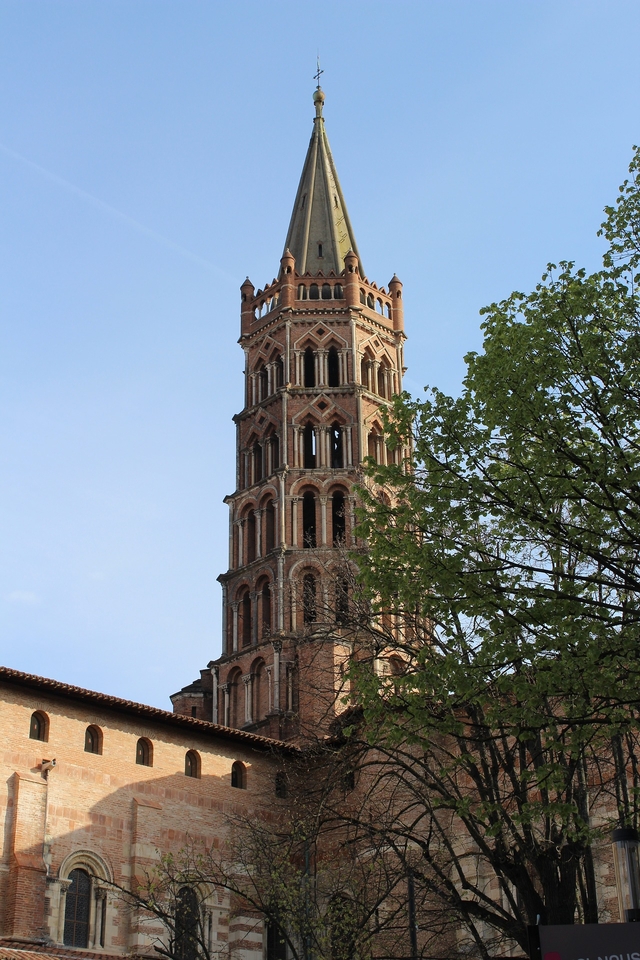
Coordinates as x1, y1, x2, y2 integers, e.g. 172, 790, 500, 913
283, 86, 362, 277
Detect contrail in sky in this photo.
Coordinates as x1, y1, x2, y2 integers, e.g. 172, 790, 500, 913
0, 141, 235, 283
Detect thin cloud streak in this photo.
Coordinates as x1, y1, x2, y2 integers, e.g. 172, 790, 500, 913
0, 141, 235, 283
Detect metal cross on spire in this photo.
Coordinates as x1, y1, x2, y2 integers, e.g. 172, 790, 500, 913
314, 55, 324, 89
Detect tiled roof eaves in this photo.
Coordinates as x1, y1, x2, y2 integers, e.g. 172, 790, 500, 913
0, 666, 296, 753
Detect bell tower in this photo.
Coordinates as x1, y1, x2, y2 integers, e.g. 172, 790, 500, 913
171, 86, 407, 741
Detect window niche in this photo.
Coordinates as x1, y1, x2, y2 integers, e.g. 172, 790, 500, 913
136, 737, 153, 767
84, 725, 103, 755
231, 760, 246, 789
29, 710, 49, 742
184, 750, 201, 779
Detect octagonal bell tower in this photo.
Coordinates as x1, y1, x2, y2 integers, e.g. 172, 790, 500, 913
172, 86, 407, 741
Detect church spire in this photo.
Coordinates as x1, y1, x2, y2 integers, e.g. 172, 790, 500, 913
283, 86, 362, 277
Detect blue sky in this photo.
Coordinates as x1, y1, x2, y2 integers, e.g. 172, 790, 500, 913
1, 0, 639, 708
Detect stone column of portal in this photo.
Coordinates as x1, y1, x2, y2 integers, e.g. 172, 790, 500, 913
272, 641, 281, 713
211, 666, 219, 723
231, 603, 239, 653
255, 509, 263, 559
251, 592, 258, 645
56, 879, 73, 944
291, 497, 299, 547
320, 497, 328, 546
243, 675, 253, 724
221, 683, 230, 727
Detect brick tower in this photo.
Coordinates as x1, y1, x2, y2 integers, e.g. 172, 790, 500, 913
171, 85, 406, 740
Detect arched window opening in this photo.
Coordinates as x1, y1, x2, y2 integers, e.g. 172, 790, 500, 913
327, 346, 340, 387
317, 243, 323, 258
275, 771, 288, 798
309, 283, 319, 300
322, 283, 331, 299
389, 656, 405, 676
334, 283, 343, 299
257, 365, 268, 401
253, 660, 267, 721
84, 725, 102, 755
336, 576, 349, 624
330, 423, 343, 469
30, 710, 48, 742
266, 920, 288, 960
368, 431, 379, 462
175, 887, 199, 960
253, 443, 263, 484
303, 423, 316, 469
385, 303, 392, 318
240, 591, 252, 647
298, 284, 307, 300
304, 347, 316, 387
377, 365, 386, 398
270, 433, 280, 471
64, 868, 92, 947
265, 500, 276, 552
231, 760, 246, 789
367, 293, 375, 309
329, 897, 357, 960
360, 356, 369, 388
247, 510, 256, 563
136, 737, 153, 767
376, 298, 383, 315
303, 574, 317, 624
261, 583, 272, 637
274, 355, 284, 388
184, 750, 200, 779
303, 492, 316, 548
229, 671, 242, 728
359, 288, 366, 304
332, 491, 346, 545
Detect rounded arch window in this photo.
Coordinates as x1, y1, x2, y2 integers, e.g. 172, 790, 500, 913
327, 346, 340, 387
175, 886, 199, 960
136, 737, 153, 767
309, 283, 319, 300
321, 283, 332, 300
29, 710, 49, 742
231, 760, 246, 789
302, 491, 317, 548
63, 868, 92, 947
334, 283, 343, 299
185, 750, 201, 779
275, 771, 288, 798
304, 347, 316, 388
303, 573, 317, 624
84, 725, 103, 755
367, 293, 375, 309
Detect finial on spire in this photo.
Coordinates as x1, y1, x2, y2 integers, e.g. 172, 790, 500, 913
313, 56, 325, 118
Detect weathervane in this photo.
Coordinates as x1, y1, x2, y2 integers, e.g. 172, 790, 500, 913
314, 56, 324, 90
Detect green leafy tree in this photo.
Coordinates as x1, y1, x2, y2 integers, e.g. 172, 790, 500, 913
347, 147, 640, 955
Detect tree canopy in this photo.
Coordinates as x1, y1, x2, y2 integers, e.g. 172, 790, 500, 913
349, 146, 640, 954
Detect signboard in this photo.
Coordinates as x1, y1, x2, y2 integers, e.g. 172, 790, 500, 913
529, 923, 640, 960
